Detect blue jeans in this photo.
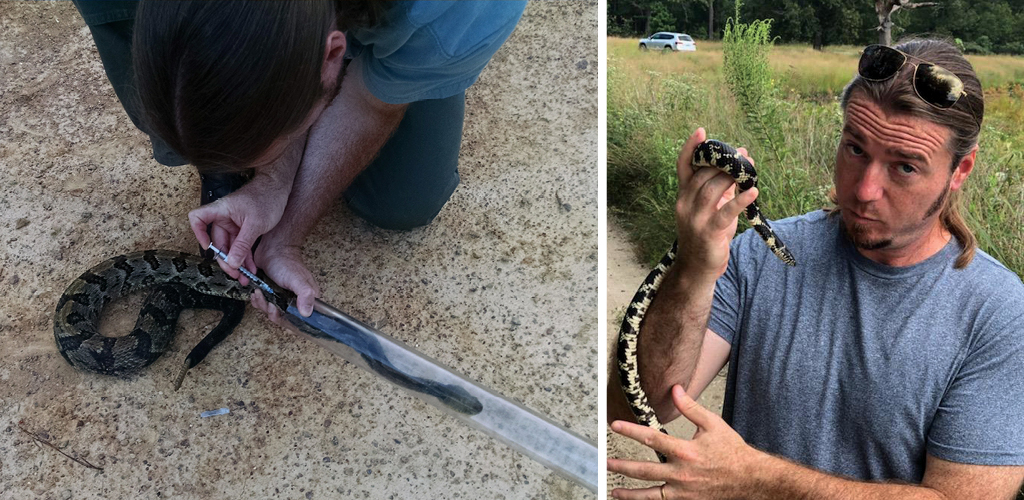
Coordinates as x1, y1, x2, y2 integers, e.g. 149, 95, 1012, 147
344, 93, 464, 230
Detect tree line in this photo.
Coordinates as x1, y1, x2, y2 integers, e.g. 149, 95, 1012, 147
607, 0, 1024, 54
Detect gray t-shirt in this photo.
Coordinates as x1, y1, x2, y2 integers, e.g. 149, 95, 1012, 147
708, 210, 1024, 482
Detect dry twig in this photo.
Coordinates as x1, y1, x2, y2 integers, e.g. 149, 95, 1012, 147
16, 422, 103, 471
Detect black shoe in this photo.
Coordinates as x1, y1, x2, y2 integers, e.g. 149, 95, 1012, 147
200, 170, 250, 206
198, 170, 251, 259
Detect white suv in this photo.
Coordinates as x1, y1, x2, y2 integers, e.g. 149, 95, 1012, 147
639, 32, 696, 52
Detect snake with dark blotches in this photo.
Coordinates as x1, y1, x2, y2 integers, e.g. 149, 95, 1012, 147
616, 139, 795, 462
54, 250, 483, 415
53, 250, 250, 389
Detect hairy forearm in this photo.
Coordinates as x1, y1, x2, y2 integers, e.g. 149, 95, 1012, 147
268, 58, 407, 247
250, 127, 307, 200
748, 452, 946, 500
635, 262, 718, 422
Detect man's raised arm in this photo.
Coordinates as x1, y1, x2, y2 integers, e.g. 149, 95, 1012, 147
607, 127, 752, 425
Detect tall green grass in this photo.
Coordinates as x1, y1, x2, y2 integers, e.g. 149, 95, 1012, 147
608, 36, 1024, 277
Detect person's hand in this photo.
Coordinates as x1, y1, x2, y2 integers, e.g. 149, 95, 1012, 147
189, 172, 290, 282
674, 128, 759, 280
189, 126, 307, 281
608, 385, 764, 500
249, 235, 320, 323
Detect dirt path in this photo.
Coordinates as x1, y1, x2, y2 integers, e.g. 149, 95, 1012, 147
0, 3, 597, 498
605, 221, 726, 496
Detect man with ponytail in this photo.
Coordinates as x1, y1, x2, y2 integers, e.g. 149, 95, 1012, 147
72, 0, 525, 320
608, 38, 1024, 499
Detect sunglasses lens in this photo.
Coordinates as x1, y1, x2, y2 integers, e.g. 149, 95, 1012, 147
915, 64, 963, 108
859, 45, 905, 80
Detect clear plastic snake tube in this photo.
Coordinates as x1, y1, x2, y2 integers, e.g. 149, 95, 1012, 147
278, 298, 598, 493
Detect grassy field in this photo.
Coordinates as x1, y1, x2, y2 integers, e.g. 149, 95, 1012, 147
608, 36, 1024, 277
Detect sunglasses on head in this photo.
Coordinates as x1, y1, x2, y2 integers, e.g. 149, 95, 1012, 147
857, 44, 967, 110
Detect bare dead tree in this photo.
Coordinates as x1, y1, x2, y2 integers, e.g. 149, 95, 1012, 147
875, 0, 939, 46
707, 0, 714, 40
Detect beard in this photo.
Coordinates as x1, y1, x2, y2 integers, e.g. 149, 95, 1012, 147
842, 219, 893, 250
841, 177, 951, 251
324, 59, 348, 103
923, 177, 950, 219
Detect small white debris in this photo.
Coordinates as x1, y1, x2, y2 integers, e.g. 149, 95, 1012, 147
200, 408, 229, 418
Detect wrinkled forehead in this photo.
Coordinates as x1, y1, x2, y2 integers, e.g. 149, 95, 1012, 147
843, 92, 953, 163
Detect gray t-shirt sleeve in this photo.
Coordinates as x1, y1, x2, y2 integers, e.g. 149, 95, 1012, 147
927, 311, 1024, 465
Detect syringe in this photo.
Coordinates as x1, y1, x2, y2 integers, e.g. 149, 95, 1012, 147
206, 243, 276, 297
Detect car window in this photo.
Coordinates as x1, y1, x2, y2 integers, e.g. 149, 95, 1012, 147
682, 35, 693, 41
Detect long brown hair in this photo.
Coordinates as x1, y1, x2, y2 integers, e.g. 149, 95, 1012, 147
132, 1, 388, 173
831, 38, 985, 269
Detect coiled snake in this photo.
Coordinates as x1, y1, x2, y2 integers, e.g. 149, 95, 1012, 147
54, 250, 248, 389
54, 249, 483, 415
616, 139, 795, 462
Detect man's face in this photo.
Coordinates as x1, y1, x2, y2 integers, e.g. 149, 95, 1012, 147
834, 94, 960, 256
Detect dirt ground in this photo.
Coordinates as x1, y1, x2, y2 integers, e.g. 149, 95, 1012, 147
604, 222, 726, 497
0, 2, 597, 499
